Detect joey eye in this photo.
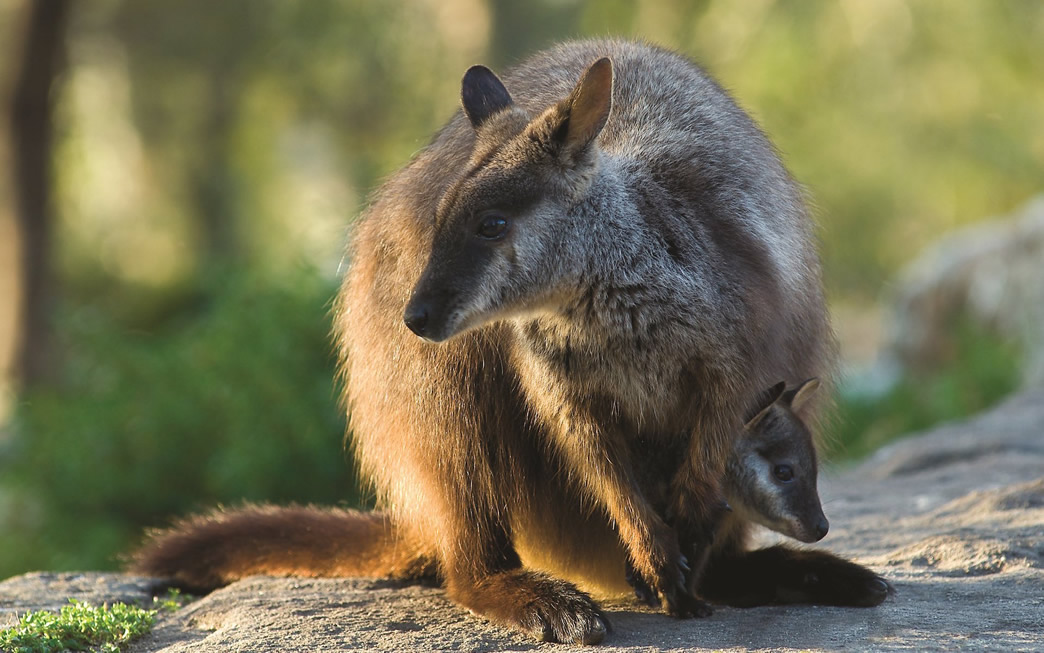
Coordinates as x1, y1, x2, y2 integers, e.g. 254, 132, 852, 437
476, 212, 509, 240
773, 464, 794, 482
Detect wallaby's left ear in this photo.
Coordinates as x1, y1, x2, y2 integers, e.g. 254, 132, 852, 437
461, 65, 513, 129
784, 377, 822, 413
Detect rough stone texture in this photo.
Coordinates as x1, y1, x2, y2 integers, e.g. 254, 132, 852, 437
2, 390, 1042, 652
881, 194, 1044, 387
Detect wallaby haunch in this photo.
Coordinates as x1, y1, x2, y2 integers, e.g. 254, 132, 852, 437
131, 40, 890, 644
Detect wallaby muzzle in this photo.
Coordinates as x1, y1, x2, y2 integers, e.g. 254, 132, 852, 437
403, 290, 457, 342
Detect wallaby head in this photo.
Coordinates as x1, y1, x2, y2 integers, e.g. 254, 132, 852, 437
727, 378, 829, 544
404, 58, 614, 342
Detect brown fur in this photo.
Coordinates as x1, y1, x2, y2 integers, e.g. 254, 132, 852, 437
130, 506, 437, 593
131, 40, 889, 645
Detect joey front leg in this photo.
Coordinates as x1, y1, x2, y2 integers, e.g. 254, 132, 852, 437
662, 417, 734, 613
668, 477, 731, 598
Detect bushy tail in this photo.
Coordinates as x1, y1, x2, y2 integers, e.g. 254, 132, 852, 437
128, 504, 438, 593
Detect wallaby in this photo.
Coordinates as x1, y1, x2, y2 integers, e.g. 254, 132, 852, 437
131, 40, 889, 644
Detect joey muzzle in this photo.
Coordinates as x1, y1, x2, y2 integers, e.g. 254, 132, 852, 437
797, 511, 829, 543
812, 515, 829, 542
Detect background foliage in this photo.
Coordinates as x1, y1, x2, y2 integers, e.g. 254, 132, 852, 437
0, 0, 1040, 577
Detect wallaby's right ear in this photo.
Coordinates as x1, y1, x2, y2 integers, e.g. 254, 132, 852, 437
558, 57, 614, 151
461, 65, 513, 129
528, 57, 614, 158
744, 381, 786, 430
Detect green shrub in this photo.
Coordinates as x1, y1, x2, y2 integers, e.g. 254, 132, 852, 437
0, 270, 357, 578
831, 319, 1022, 460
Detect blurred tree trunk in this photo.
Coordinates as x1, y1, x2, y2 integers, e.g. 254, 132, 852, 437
8, 0, 70, 386
193, 67, 241, 268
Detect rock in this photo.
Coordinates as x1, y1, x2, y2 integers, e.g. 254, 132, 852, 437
881, 194, 1044, 387
2, 390, 1042, 651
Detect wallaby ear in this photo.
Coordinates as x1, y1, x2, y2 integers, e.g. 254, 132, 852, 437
784, 377, 822, 413
744, 381, 786, 431
461, 65, 513, 129
551, 57, 614, 152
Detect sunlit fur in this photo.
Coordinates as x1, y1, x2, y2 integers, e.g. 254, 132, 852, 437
132, 40, 891, 644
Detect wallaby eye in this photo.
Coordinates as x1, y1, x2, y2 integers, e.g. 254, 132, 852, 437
773, 464, 794, 482
476, 212, 509, 240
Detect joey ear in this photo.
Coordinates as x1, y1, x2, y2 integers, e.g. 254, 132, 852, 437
548, 57, 613, 152
744, 403, 773, 431
744, 381, 786, 431
784, 377, 822, 413
461, 65, 513, 129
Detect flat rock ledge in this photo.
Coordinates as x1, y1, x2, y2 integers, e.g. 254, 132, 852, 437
3, 390, 1043, 652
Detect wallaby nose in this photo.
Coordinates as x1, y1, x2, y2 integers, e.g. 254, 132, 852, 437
814, 517, 829, 541
403, 303, 430, 337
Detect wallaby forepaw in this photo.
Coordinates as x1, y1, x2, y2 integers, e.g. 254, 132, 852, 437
522, 602, 608, 645
513, 576, 610, 645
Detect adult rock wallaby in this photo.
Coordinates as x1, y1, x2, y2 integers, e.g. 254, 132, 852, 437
131, 40, 890, 644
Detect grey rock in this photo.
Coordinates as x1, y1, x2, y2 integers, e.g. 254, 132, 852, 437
2, 390, 1042, 651
881, 194, 1044, 387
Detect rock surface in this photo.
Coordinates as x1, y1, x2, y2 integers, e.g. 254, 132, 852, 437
2, 390, 1042, 652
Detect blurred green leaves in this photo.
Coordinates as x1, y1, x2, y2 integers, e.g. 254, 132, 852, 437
832, 319, 1022, 460
0, 269, 354, 577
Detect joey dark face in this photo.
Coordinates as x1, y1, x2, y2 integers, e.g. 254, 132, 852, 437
727, 379, 830, 543
403, 58, 614, 342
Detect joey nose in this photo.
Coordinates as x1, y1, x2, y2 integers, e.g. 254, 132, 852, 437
403, 303, 430, 337
814, 517, 829, 541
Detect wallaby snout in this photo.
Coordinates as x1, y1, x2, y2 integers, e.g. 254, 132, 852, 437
403, 300, 431, 338
403, 288, 459, 343
792, 510, 829, 544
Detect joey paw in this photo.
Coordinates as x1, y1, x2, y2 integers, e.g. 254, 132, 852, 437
664, 591, 714, 619
625, 560, 660, 607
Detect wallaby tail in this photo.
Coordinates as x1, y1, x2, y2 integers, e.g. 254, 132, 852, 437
128, 504, 438, 593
